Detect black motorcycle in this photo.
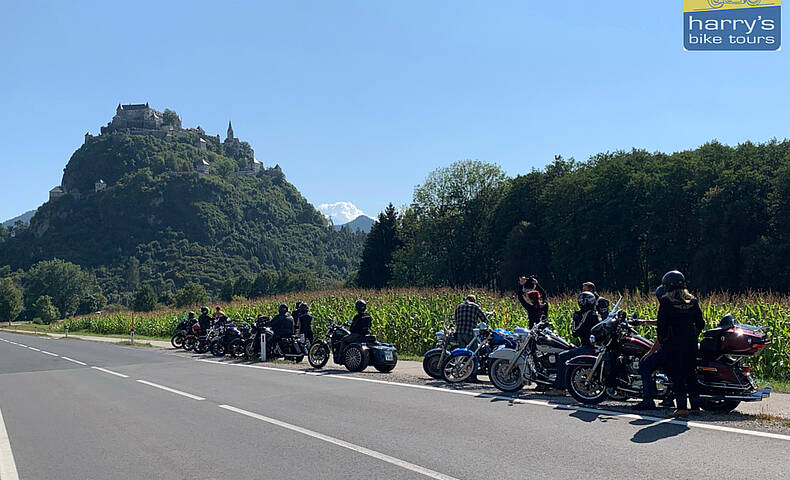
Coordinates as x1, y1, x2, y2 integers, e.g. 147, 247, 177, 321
308, 321, 397, 373
210, 321, 245, 358
422, 318, 459, 379
171, 317, 197, 349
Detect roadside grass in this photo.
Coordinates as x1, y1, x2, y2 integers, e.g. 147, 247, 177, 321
3, 323, 168, 342
757, 378, 790, 394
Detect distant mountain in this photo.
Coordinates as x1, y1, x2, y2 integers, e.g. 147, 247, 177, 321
335, 215, 375, 233
2, 210, 36, 227
318, 201, 367, 225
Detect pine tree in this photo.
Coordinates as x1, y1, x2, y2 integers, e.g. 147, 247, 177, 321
357, 204, 401, 288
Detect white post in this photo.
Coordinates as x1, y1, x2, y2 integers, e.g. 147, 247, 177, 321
65, 326, 69, 338
260, 333, 266, 362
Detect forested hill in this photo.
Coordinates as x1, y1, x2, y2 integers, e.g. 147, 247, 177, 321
0, 127, 365, 306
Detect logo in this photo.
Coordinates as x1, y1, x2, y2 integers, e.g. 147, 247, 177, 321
684, 0, 781, 50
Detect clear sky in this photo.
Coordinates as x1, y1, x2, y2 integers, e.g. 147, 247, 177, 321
1, 1, 788, 221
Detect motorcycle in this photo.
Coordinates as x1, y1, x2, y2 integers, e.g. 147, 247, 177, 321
308, 321, 398, 373
210, 321, 245, 358
422, 318, 459, 379
170, 316, 197, 348
440, 321, 517, 384
566, 299, 772, 412
259, 326, 309, 363
488, 319, 573, 392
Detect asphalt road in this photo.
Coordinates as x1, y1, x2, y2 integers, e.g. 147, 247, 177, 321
0, 332, 788, 480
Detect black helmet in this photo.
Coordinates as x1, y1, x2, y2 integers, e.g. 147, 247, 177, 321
654, 285, 666, 299
661, 270, 686, 291
278, 303, 289, 314
188, 311, 195, 317
578, 292, 596, 309
201, 306, 209, 314
355, 299, 367, 313
298, 302, 309, 313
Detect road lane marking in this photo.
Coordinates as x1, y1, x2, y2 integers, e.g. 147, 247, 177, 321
41, 351, 58, 356
0, 406, 20, 480
91, 367, 129, 378
60, 356, 87, 366
27, 347, 40, 352
219, 404, 460, 480
199, 359, 790, 443
136, 380, 205, 400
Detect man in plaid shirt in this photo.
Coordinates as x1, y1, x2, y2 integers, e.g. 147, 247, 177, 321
454, 294, 487, 347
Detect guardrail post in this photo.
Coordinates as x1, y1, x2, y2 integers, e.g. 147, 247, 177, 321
65, 326, 69, 338
260, 333, 266, 362
34, 327, 37, 336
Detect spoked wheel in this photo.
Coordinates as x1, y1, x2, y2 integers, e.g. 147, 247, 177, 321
245, 341, 257, 360
422, 351, 444, 379
567, 365, 607, 404
605, 387, 630, 401
489, 358, 525, 392
183, 336, 196, 351
442, 356, 476, 383
701, 399, 740, 413
344, 345, 369, 372
195, 339, 211, 354
308, 343, 330, 369
211, 341, 226, 357
230, 340, 245, 358
171, 333, 185, 349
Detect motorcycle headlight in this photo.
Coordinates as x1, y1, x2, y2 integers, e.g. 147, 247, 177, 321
589, 334, 596, 345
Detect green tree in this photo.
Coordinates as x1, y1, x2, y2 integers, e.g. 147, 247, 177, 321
24, 259, 97, 318
76, 293, 107, 315
162, 109, 182, 128
34, 295, 60, 324
233, 276, 253, 298
0, 278, 23, 322
174, 282, 209, 307
219, 279, 234, 302
133, 285, 157, 312
357, 204, 400, 288
251, 271, 278, 298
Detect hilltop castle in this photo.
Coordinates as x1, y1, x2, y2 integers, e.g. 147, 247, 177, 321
52, 103, 263, 201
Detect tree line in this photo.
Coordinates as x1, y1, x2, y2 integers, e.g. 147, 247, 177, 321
356, 140, 790, 294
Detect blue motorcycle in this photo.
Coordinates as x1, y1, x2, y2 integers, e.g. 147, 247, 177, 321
441, 322, 517, 383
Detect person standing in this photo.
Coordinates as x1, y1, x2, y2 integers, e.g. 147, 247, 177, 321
197, 306, 212, 334
656, 270, 705, 417
453, 294, 488, 348
296, 302, 314, 344
517, 276, 548, 328
554, 292, 599, 390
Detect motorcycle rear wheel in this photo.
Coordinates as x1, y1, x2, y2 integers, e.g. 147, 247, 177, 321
489, 358, 525, 392
567, 365, 607, 404
182, 337, 196, 351
701, 399, 739, 413
308, 343, 330, 369
230, 340, 245, 358
442, 356, 475, 383
195, 339, 211, 354
211, 341, 226, 357
171, 333, 185, 349
422, 351, 444, 379
344, 345, 369, 372
375, 353, 398, 373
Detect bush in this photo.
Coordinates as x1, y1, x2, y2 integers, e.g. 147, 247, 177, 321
133, 285, 157, 312
34, 295, 60, 324
0, 278, 23, 322
174, 282, 209, 308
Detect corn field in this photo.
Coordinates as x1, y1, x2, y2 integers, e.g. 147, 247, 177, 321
53, 288, 790, 379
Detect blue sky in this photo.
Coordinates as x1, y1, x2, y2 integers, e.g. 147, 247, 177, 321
1, 1, 789, 222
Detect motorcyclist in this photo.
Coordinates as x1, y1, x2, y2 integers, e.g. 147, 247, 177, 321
632, 297, 675, 410
213, 306, 227, 321
453, 294, 487, 348
292, 301, 304, 336
340, 299, 372, 355
656, 270, 705, 417
553, 292, 600, 390
197, 306, 212, 334
266, 304, 295, 353
296, 302, 314, 344
517, 276, 548, 328
581, 282, 610, 319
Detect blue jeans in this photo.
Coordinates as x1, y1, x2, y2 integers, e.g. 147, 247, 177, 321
638, 347, 666, 399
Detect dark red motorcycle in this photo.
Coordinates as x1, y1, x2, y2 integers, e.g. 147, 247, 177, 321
566, 299, 771, 412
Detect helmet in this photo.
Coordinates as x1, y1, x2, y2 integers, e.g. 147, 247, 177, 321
654, 285, 666, 299
294, 302, 302, 311
278, 303, 288, 314
188, 311, 195, 317
355, 299, 367, 313
201, 306, 209, 314
578, 292, 596, 309
661, 270, 686, 291
298, 302, 309, 313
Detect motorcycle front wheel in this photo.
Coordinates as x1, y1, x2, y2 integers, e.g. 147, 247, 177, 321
422, 351, 444, 379
442, 356, 475, 383
182, 336, 196, 351
308, 343, 330, 369
489, 358, 525, 392
171, 333, 185, 349
230, 340, 245, 358
211, 341, 226, 357
194, 339, 211, 354
567, 365, 607, 404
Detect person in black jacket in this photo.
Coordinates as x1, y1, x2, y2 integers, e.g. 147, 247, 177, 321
340, 299, 372, 355
582, 282, 610, 319
296, 302, 314, 344
554, 292, 600, 390
197, 306, 212, 334
292, 302, 304, 335
517, 276, 548, 328
266, 303, 295, 353
656, 270, 705, 417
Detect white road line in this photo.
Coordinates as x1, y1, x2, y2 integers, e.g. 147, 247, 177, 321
60, 356, 87, 366
136, 380, 205, 400
0, 406, 20, 480
219, 404, 460, 480
91, 366, 129, 378
27, 347, 40, 352
201, 359, 790, 443
41, 351, 58, 356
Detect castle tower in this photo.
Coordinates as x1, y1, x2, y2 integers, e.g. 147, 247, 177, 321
227, 121, 234, 140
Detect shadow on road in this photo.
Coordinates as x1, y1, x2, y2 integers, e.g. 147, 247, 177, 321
630, 418, 690, 443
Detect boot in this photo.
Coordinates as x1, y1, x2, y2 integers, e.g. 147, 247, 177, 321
659, 397, 676, 408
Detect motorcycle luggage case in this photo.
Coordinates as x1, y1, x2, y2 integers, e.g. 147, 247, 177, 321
701, 320, 768, 357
